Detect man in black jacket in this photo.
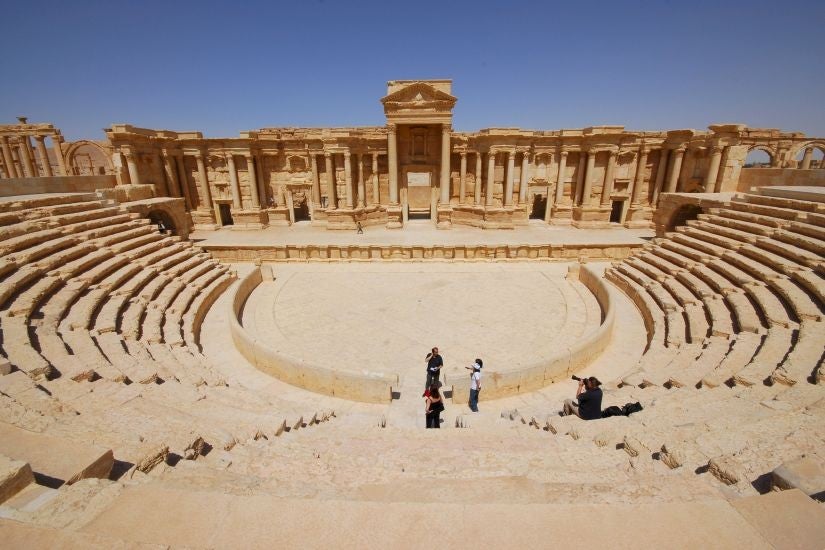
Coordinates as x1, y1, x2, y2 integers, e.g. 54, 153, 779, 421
425, 347, 443, 390
563, 377, 603, 420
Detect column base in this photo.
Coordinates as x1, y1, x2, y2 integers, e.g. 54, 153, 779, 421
436, 206, 453, 229
572, 205, 612, 228
624, 204, 654, 228
326, 206, 388, 230
450, 205, 517, 229
230, 209, 268, 230
549, 204, 574, 225
190, 208, 217, 229
386, 204, 403, 229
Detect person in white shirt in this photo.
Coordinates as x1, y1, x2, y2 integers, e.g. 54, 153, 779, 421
465, 359, 483, 412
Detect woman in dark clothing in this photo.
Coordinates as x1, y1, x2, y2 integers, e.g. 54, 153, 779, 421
563, 377, 603, 420
425, 384, 444, 428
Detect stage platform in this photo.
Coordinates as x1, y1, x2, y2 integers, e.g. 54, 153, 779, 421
192, 220, 655, 262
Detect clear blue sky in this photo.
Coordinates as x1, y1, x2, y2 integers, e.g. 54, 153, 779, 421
2, 0, 823, 140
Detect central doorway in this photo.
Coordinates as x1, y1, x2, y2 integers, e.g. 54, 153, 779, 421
406, 171, 432, 220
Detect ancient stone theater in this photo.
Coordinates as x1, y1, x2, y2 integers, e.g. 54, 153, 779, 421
0, 80, 823, 547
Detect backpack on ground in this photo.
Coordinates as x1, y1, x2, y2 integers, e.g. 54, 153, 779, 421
621, 402, 643, 416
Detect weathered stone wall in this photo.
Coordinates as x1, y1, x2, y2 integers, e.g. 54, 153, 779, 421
228, 268, 397, 403
738, 168, 825, 191
0, 175, 116, 197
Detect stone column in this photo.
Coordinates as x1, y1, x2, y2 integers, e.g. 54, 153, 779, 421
52, 136, 67, 176
503, 151, 515, 207
245, 153, 260, 209
0, 137, 17, 179
486, 152, 496, 206
665, 147, 685, 194
474, 153, 482, 205
581, 151, 596, 206
310, 154, 321, 206
256, 153, 269, 206
124, 151, 141, 185
18, 139, 35, 177
17, 142, 32, 177
801, 147, 814, 169
630, 148, 648, 205
162, 152, 181, 197
555, 151, 568, 204
371, 153, 379, 205
459, 152, 467, 204
388, 125, 398, 204
343, 151, 354, 208
227, 154, 242, 209
651, 148, 669, 205
34, 136, 52, 177
600, 149, 617, 207
177, 154, 193, 210
518, 151, 530, 204
704, 146, 723, 190
325, 152, 337, 209
574, 152, 587, 205
357, 153, 366, 208
194, 152, 212, 210
440, 125, 451, 205
714, 147, 729, 193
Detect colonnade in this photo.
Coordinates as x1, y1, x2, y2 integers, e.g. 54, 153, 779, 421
314, 151, 384, 209
0, 133, 67, 179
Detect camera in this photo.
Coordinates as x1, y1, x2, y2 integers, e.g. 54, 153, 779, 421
571, 375, 582, 381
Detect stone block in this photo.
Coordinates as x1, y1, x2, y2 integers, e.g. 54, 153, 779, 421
0, 454, 34, 504
772, 456, 825, 500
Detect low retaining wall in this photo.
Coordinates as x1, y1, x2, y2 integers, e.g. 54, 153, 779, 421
0, 175, 116, 196
448, 264, 616, 403
228, 267, 397, 403
204, 242, 642, 263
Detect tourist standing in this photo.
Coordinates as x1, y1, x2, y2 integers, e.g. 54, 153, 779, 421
425, 347, 443, 390
425, 384, 444, 429
562, 377, 603, 420
465, 359, 482, 412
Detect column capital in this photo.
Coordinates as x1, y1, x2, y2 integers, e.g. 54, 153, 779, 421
33, 135, 46, 143
387, 123, 397, 132
442, 124, 451, 132
559, 150, 569, 158
344, 150, 351, 159
324, 151, 332, 159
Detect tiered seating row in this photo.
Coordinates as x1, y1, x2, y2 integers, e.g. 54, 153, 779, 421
0, 195, 236, 391
608, 192, 824, 390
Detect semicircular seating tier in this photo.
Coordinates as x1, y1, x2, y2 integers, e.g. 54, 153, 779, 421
0, 191, 823, 541
0, 194, 339, 476
604, 190, 824, 391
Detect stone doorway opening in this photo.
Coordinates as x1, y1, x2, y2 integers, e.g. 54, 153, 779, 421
218, 203, 234, 226
530, 194, 547, 219
610, 200, 624, 223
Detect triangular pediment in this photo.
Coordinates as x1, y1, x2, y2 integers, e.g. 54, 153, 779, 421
381, 82, 457, 106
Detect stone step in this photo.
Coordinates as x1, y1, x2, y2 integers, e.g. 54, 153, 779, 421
0, 422, 113, 487
74, 483, 817, 548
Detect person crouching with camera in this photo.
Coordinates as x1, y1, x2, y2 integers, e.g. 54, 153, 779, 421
562, 376, 603, 420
